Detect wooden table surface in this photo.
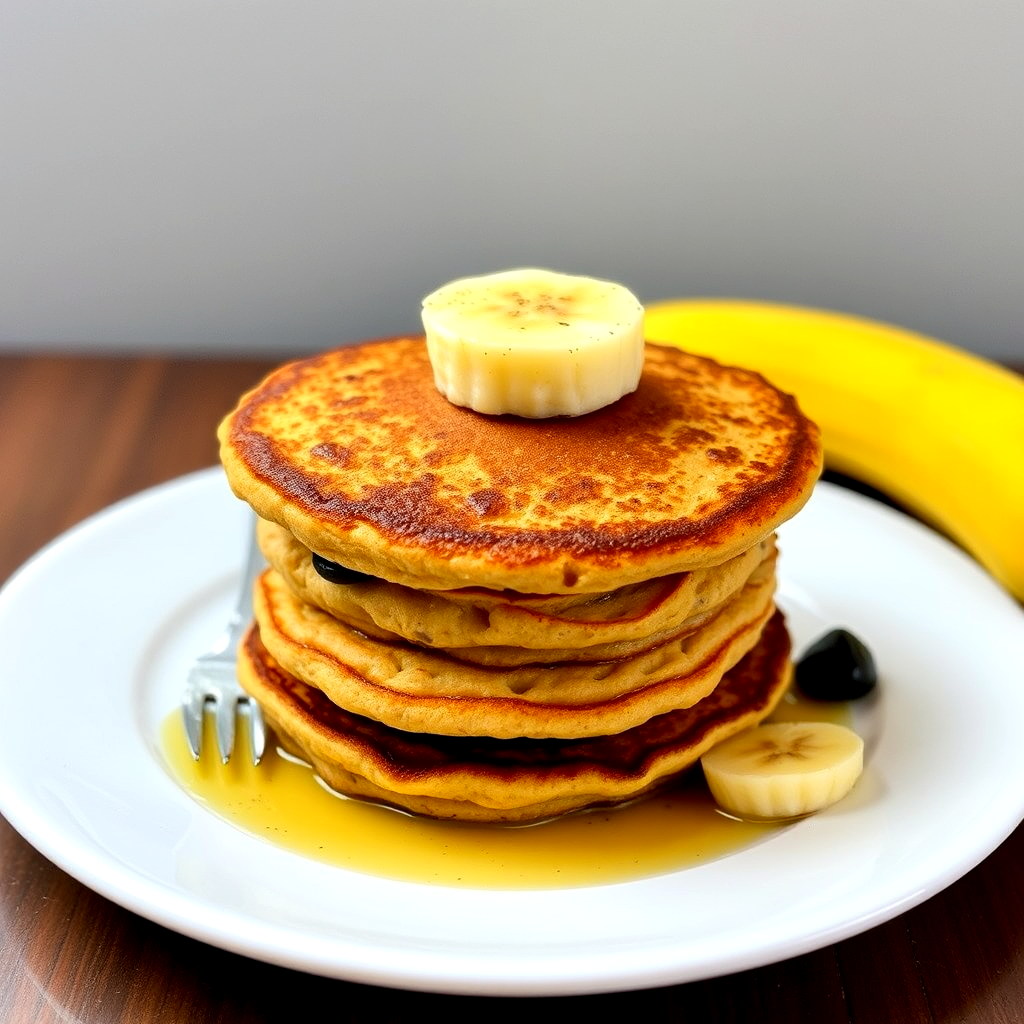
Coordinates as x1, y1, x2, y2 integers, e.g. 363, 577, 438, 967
2, 352, 1023, 1024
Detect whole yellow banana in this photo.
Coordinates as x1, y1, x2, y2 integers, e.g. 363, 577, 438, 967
643, 299, 1024, 602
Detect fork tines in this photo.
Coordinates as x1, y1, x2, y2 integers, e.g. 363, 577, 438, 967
183, 665, 266, 766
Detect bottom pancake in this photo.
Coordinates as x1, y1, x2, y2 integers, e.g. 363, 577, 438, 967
238, 608, 794, 823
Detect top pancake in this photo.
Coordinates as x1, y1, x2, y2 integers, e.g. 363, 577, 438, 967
218, 337, 822, 594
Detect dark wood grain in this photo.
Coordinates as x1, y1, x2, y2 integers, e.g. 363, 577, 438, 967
1, 353, 1022, 1024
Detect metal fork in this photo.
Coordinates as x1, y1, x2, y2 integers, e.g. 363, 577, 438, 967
182, 515, 267, 765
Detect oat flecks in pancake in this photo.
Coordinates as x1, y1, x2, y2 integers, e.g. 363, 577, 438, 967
219, 338, 822, 593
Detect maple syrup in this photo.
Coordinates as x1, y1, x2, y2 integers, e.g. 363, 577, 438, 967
160, 688, 847, 890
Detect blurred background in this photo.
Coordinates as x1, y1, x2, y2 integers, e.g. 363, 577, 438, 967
1, 0, 1021, 360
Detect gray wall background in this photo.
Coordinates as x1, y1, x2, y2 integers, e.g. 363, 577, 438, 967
2, 0, 1021, 360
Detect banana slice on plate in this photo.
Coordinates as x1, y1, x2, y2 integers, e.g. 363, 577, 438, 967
700, 721, 864, 822
421, 267, 645, 417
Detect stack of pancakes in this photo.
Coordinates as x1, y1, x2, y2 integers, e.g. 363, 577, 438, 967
218, 337, 822, 823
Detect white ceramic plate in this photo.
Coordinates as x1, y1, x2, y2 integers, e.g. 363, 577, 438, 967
1, 469, 1023, 997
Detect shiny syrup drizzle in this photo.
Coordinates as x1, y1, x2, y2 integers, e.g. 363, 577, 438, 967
160, 690, 848, 890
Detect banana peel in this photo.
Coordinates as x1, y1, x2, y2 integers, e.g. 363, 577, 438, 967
644, 298, 1024, 602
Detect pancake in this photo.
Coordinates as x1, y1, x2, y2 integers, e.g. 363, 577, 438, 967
236, 607, 793, 823
258, 517, 776, 657
218, 338, 822, 594
219, 328, 822, 822
251, 560, 777, 738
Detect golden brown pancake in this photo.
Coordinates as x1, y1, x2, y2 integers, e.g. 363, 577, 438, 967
251, 561, 777, 739
219, 338, 822, 594
258, 516, 776, 658
219, 332, 822, 823
237, 608, 793, 823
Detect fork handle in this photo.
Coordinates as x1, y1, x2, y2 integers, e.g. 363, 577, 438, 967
217, 511, 265, 654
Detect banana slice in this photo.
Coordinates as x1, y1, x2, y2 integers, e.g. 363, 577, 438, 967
700, 721, 864, 822
421, 268, 645, 417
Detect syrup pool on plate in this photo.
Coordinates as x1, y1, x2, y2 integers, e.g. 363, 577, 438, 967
160, 688, 848, 890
